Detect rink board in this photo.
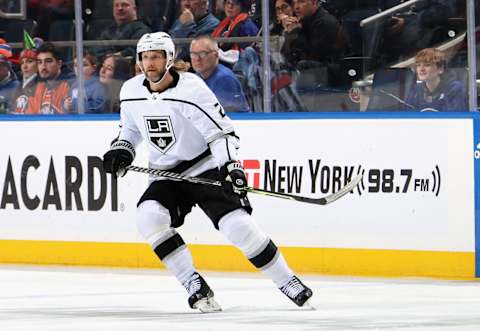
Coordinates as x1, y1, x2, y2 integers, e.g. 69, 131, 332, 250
0, 113, 478, 278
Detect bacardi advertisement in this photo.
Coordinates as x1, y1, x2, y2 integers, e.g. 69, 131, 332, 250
0, 118, 475, 253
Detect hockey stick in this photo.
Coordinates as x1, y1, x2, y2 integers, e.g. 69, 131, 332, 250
125, 165, 363, 206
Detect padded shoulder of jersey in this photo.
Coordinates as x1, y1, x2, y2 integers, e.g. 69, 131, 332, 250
178, 71, 205, 86
119, 74, 147, 101
176, 71, 213, 98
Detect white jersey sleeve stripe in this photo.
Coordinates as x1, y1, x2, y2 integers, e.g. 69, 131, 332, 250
162, 98, 225, 131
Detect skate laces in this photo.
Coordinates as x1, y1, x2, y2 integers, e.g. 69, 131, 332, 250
184, 273, 202, 296
281, 276, 305, 299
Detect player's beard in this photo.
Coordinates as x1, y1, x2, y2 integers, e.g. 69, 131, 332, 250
146, 68, 166, 83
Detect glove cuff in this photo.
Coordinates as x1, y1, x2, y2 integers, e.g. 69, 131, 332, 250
226, 161, 244, 173
111, 139, 136, 160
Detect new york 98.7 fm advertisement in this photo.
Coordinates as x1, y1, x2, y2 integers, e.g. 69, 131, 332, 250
225, 118, 475, 253
0, 118, 475, 254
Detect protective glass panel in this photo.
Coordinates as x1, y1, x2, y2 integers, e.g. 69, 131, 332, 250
0, 0, 477, 114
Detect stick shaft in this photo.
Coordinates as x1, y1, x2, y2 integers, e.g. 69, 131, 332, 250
125, 165, 362, 206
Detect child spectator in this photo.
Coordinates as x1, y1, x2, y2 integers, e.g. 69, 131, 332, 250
66, 52, 106, 114
405, 48, 467, 112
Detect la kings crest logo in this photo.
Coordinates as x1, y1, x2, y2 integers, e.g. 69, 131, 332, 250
145, 116, 176, 152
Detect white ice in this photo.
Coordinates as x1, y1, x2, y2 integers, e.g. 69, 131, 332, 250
1, 265, 480, 331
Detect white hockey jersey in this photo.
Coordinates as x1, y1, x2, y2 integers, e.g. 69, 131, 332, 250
117, 71, 240, 178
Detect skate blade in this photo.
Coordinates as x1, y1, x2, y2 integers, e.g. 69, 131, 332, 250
195, 297, 222, 313
300, 298, 316, 311
301, 301, 316, 311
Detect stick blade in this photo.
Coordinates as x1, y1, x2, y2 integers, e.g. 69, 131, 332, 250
321, 172, 363, 205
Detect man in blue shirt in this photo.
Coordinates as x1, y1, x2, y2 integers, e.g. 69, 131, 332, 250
169, 0, 220, 61
190, 35, 250, 113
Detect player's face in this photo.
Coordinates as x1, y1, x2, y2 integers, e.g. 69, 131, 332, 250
141, 50, 167, 82
415, 62, 443, 82
37, 52, 62, 80
20, 57, 37, 78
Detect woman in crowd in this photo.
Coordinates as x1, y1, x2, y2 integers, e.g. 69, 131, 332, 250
99, 54, 133, 113
271, 0, 295, 35
14, 48, 38, 113
66, 52, 106, 114
211, 0, 258, 51
405, 48, 467, 112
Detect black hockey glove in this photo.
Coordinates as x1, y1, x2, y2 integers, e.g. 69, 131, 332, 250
221, 161, 248, 198
102, 140, 135, 178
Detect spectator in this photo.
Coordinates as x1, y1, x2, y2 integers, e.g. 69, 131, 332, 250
405, 48, 467, 112
281, 0, 347, 65
0, 40, 20, 113
190, 35, 250, 112
66, 52, 106, 114
22, 42, 74, 114
271, 0, 295, 35
94, 0, 152, 58
169, 0, 220, 60
99, 54, 133, 113
248, 0, 276, 29
280, 0, 348, 86
14, 48, 39, 114
211, 0, 259, 51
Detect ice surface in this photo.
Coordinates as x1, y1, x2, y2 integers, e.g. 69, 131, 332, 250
0, 265, 479, 331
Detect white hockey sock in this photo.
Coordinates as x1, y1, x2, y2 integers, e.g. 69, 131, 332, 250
162, 247, 196, 285
261, 253, 294, 288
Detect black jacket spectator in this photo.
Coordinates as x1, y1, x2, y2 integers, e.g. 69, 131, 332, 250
281, 6, 346, 67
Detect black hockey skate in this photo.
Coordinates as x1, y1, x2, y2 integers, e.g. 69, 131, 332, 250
183, 272, 222, 313
280, 276, 313, 307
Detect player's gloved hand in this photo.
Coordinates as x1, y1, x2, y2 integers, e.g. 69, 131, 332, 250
221, 161, 248, 198
102, 140, 135, 178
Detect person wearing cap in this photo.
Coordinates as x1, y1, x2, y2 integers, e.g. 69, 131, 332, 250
0, 40, 20, 114
14, 48, 39, 114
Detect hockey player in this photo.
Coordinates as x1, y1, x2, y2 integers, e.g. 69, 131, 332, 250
102, 32, 312, 312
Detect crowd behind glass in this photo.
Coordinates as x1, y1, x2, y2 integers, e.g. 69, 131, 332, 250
0, 0, 478, 114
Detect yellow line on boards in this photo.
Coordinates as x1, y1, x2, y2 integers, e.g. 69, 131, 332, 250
0, 240, 475, 279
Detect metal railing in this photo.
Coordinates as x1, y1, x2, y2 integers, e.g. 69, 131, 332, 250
360, 0, 422, 27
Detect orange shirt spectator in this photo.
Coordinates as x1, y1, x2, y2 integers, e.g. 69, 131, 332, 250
19, 42, 74, 114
